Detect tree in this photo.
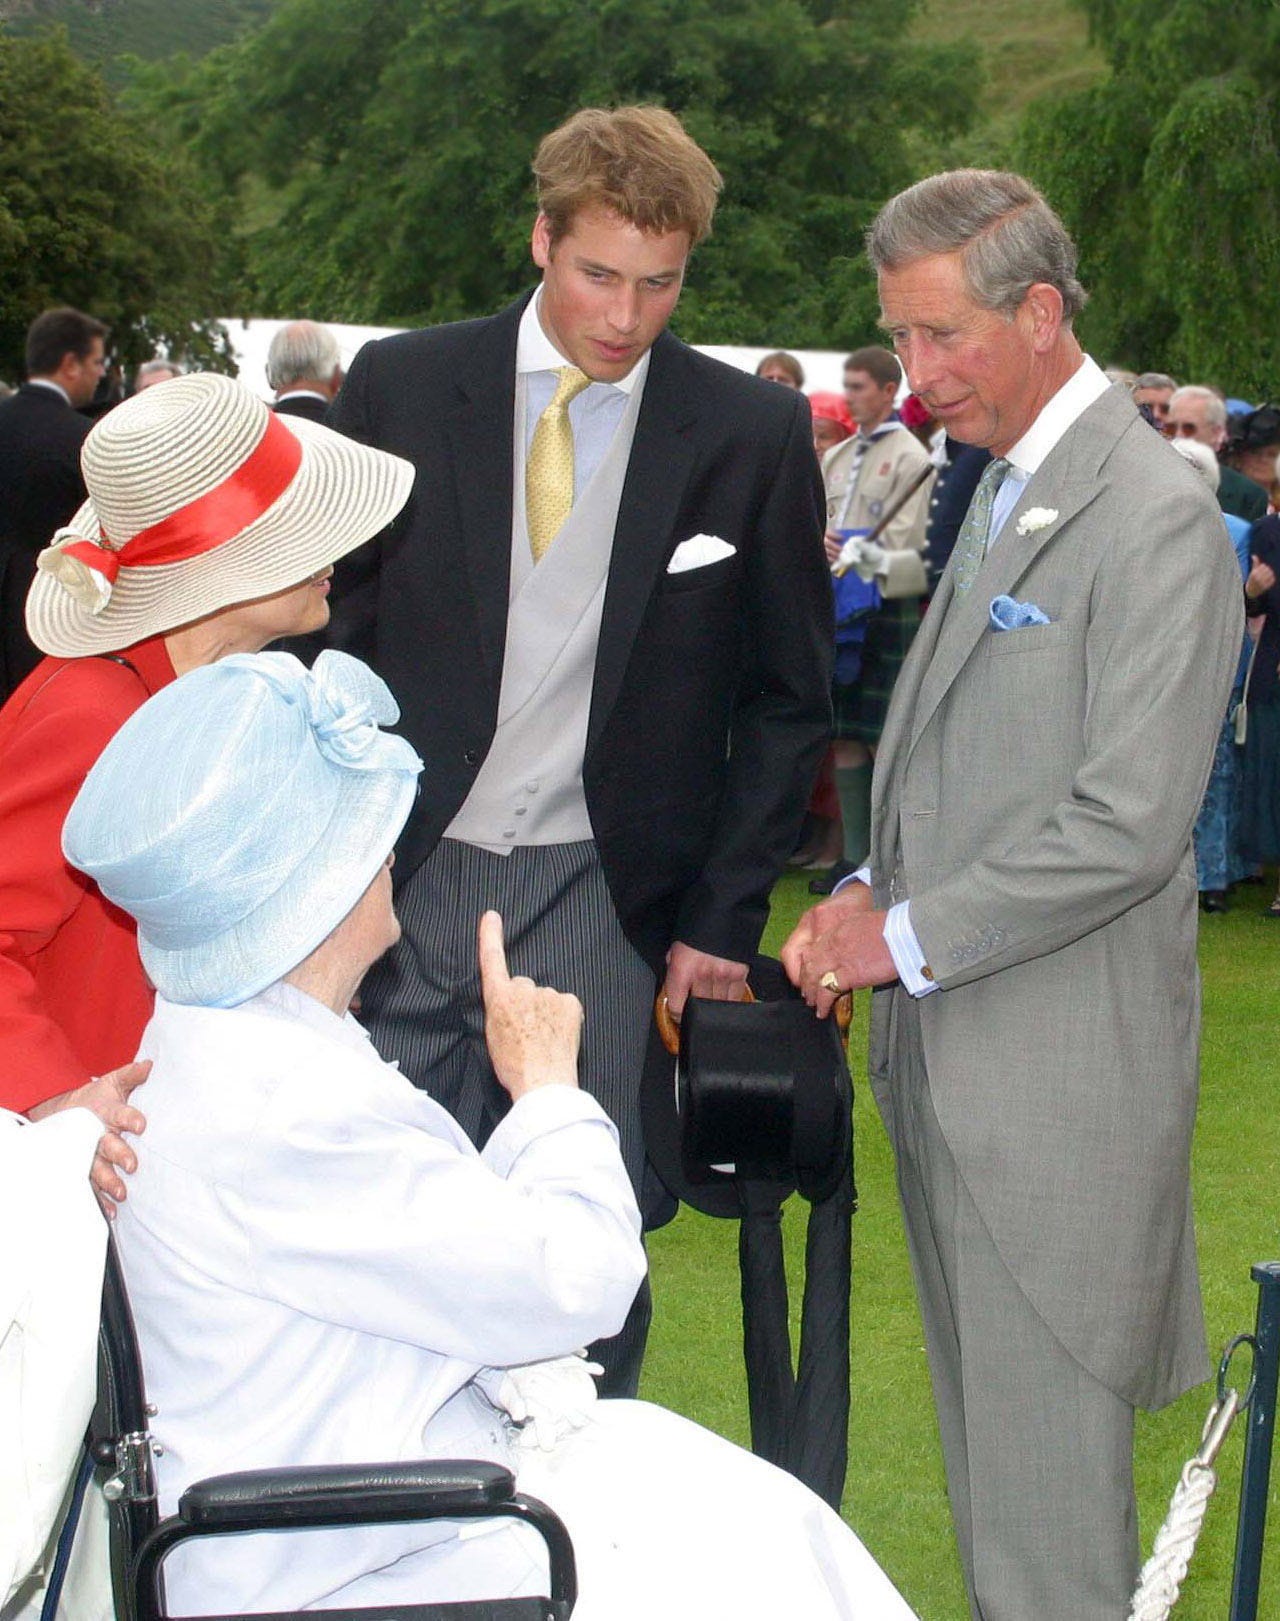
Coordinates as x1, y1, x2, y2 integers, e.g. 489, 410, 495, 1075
1018, 0, 1280, 395
0, 27, 237, 379
134, 0, 980, 348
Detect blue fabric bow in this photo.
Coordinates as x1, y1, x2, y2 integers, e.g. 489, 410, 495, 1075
246, 649, 418, 772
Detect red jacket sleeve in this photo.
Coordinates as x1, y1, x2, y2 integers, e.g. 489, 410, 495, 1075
0, 669, 143, 1110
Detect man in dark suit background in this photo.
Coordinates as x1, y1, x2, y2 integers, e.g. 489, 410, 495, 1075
0, 307, 108, 699
269, 320, 344, 423
323, 105, 832, 1393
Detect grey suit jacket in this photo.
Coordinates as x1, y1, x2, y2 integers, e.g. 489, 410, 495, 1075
868, 386, 1243, 1409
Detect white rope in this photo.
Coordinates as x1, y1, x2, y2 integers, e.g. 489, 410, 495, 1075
1126, 1390, 1240, 1621
1127, 1459, 1217, 1621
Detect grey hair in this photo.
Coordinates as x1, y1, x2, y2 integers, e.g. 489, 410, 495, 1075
266, 320, 341, 391
136, 358, 183, 384
1133, 371, 1177, 393
1169, 385, 1226, 431
1169, 436, 1220, 493
866, 169, 1088, 323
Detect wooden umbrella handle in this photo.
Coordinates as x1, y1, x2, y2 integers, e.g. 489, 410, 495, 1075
654, 984, 850, 1056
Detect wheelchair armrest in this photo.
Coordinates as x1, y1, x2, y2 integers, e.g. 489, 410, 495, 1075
179, 1459, 517, 1530
135, 1460, 577, 1618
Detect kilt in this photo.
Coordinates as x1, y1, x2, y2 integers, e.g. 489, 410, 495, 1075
832, 597, 921, 743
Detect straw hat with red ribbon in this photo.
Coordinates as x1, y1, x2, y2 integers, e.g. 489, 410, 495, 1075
26, 372, 414, 658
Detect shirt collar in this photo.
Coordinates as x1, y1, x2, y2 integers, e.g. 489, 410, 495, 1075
516, 286, 648, 396
1003, 353, 1110, 479
856, 418, 904, 445
27, 378, 71, 405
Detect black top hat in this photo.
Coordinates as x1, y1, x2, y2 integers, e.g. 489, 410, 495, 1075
640, 957, 853, 1219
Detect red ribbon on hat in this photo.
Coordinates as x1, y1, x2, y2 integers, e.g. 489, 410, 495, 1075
59, 413, 304, 589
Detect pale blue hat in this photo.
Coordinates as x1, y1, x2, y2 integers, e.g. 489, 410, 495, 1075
63, 650, 422, 1008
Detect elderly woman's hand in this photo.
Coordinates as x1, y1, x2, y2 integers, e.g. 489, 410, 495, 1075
478, 912, 582, 1100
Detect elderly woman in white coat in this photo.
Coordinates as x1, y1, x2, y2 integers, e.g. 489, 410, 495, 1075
65, 650, 916, 1621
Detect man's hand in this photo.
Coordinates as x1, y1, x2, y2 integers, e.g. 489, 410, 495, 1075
478, 911, 582, 1101
823, 528, 844, 565
660, 941, 750, 1020
780, 882, 897, 1016
28, 1060, 151, 1213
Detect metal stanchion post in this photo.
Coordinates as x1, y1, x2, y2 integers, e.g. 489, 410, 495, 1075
1228, 1261, 1280, 1621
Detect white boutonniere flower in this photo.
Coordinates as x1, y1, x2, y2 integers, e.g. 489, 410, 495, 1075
1016, 507, 1058, 537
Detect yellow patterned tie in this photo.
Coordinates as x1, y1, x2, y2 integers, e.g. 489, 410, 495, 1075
527, 366, 591, 562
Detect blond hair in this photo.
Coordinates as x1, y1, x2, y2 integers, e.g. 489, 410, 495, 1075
533, 106, 723, 246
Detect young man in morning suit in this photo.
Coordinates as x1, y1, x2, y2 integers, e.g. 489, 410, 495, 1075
784, 170, 1241, 1619
321, 107, 832, 1394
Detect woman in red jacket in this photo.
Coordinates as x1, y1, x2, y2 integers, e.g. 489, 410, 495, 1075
0, 372, 411, 1201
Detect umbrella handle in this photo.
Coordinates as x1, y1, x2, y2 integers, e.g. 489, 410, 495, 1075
654, 985, 754, 1056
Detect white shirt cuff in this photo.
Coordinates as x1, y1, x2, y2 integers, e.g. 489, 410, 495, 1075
885, 901, 939, 997
831, 868, 937, 996
833, 866, 872, 894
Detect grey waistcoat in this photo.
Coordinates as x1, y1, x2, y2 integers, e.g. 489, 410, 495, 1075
444, 376, 643, 852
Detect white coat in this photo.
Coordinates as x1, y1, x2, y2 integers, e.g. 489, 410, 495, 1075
0, 1107, 104, 1615
116, 985, 915, 1620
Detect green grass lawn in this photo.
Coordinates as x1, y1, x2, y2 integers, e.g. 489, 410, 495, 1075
641, 869, 1280, 1619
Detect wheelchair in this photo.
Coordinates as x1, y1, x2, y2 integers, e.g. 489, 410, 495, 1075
91, 1239, 577, 1621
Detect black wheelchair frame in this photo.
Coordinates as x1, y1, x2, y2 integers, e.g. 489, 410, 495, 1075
92, 1240, 577, 1621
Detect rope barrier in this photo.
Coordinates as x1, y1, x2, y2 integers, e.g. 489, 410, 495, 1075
1127, 1389, 1241, 1621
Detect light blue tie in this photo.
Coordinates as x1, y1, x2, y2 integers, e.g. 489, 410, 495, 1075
952, 456, 1010, 596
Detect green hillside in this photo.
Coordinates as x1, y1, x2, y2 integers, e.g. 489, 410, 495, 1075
910, 0, 1108, 164
3, 0, 1109, 146
0, 0, 277, 68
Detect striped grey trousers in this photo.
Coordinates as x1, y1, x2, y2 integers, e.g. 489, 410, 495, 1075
360, 837, 657, 1393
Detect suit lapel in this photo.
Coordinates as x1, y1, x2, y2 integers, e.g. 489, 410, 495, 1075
905, 386, 1130, 759
587, 331, 701, 752
443, 299, 526, 685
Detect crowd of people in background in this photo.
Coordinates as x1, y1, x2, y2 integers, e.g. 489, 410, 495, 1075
752, 346, 1280, 922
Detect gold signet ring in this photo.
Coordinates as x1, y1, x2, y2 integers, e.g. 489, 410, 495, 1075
819, 971, 842, 993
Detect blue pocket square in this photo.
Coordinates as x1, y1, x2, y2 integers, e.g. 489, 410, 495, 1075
989, 594, 1050, 631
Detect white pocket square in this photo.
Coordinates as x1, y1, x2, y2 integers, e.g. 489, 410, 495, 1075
667, 534, 737, 574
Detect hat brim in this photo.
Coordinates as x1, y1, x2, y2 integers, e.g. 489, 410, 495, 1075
25, 414, 414, 657
139, 762, 418, 1009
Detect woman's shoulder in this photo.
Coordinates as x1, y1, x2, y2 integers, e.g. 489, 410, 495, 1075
1, 655, 150, 748
142, 994, 409, 1118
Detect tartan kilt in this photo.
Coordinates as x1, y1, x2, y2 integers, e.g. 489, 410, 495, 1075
832, 597, 921, 743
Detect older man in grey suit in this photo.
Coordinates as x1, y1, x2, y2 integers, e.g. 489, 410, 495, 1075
783, 170, 1242, 1621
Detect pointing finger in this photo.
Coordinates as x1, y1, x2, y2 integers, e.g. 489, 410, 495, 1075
477, 911, 510, 999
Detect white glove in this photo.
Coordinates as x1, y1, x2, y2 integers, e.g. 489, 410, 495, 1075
835, 535, 888, 581
497, 1350, 603, 1453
